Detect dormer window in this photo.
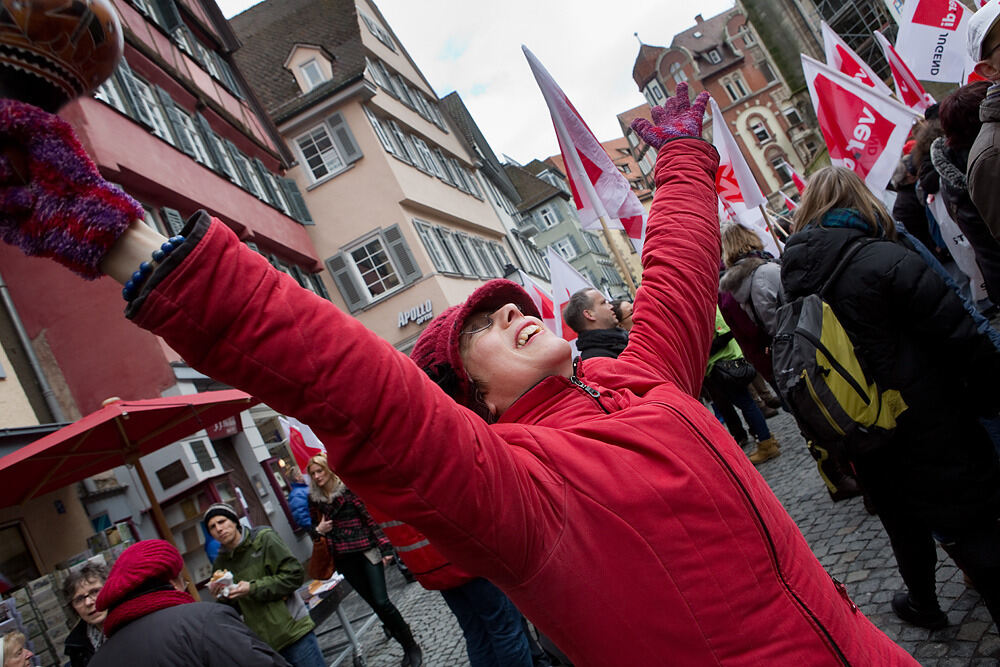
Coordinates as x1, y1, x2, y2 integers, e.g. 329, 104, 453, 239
300, 59, 325, 91
706, 50, 722, 65
693, 31, 703, 38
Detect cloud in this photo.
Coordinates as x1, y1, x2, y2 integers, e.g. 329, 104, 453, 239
438, 36, 469, 62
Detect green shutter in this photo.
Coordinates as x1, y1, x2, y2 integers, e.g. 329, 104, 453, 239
152, 0, 182, 31
279, 177, 313, 225
161, 207, 186, 236
252, 157, 281, 205
225, 139, 252, 188
154, 87, 188, 152
194, 113, 224, 172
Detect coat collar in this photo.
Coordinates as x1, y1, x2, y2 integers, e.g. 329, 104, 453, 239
498, 367, 610, 426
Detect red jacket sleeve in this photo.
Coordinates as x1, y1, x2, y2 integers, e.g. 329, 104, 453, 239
615, 138, 720, 396
130, 219, 559, 582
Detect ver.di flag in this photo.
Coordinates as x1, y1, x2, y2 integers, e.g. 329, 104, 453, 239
895, 0, 971, 83
546, 247, 600, 344
801, 54, 921, 192
719, 197, 783, 256
709, 97, 767, 209
523, 46, 646, 251
821, 21, 895, 98
279, 416, 325, 473
873, 30, 936, 113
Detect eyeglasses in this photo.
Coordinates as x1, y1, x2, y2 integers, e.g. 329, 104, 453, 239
71, 586, 103, 607
459, 305, 524, 337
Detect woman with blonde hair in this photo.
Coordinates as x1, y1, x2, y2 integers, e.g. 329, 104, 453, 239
781, 166, 1000, 631
1, 632, 34, 667
306, 454, 421, 667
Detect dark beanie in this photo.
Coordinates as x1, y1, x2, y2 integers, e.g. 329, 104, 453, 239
410, 279, 539, 416
203, 502, 239, 529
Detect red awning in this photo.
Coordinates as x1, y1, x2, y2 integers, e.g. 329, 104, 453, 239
0, 390, 259, 506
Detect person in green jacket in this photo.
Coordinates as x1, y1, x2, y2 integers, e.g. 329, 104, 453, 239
205, 503, 322, 667
703, 307, 781, 463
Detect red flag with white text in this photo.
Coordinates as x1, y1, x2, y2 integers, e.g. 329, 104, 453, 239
801, 55, 921, 192
279, 416, 326, 473
895, 0, 970, 83
873, 30, 936, 113
821, 21, 896, 98
709, 98, 767, 209
546, 247, 600, 343
524, 47, 646, 251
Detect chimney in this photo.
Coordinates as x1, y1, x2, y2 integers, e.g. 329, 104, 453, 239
695, 14, 704, 24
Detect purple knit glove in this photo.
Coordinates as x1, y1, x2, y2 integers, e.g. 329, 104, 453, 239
630, 82, 711, 148
0, 99, 144, 279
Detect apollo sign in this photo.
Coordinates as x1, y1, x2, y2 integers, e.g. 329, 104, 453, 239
398, 299, 433, 328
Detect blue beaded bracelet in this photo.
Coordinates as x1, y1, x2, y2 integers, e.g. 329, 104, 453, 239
122, 235, 185, 302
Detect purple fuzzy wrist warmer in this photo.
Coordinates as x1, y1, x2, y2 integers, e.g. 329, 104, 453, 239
630, 82, 711, 148
0, 99, 144, 279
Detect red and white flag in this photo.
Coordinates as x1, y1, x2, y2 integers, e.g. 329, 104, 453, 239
546, 247, 600, 343
279, 416, 326, 473
719, 197, 783, 256
782, 192, 798, 211
801, 55, 921, 192
780, 160, 808, 194
517, 270, 559, 336
821, 21, 895, 98
709, 98, 767, 209
524, 46, 646, 252
873, 30, 936, 113
895, 0, 971, 83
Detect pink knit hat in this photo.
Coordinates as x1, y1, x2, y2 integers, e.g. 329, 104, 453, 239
411, 279, 539, 417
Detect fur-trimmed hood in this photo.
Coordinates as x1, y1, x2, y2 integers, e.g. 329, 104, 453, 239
930, 136, 968, 194
720, 256, 768, 305
309, 477, 346, 503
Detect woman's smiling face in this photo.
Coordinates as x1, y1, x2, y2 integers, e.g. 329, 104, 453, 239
460, 303, 573, 416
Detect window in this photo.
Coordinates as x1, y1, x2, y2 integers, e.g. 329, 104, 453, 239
234, 152, 267, 198
365, 57, 389, 88
195, 42, 222, 80
155, 459, 189, 489
296, 125, 345, 180
299, 59, 325, 91
538, 207, 558, 229
644, 79, 665, 102
553, 236, 578, 260
387, 120, 417, 163
414, 220, 456, 273
740, 25, 756, 46
706, 49, 722, 65
211, 133, 240, 182
783, 107, 803, 127
723, 75, 749, 102
771, 156, 793, 185
360, 11, 396, 51
584, 233, 605, 254
620, 163, 631, 174
264, 172, 292, 215
364, 106, 397, 155
749, 119, 771, 143
94, 76, 127, 113
131, 78, 174, 143
173, 27, 194, 57
602, 265, 622, 287
670, 62, 688, 85
171, 106, 213, 165
0, 523, 40, 588
189, 440, 215, 472
759, 60, 777, 84
326, 225, 421, 311
437, 228, 471, 274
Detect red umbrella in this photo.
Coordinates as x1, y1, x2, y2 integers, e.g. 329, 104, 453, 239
0, 390, 259, 596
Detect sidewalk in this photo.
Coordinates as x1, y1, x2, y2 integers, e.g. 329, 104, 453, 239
320, 411, 1000, 666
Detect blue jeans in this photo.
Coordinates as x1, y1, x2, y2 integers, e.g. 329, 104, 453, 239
441, 578, 532, 667
728, 387, 771, 441
278, 631, 325, 667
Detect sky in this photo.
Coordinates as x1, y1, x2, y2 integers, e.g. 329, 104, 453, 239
218, 0, 736, 164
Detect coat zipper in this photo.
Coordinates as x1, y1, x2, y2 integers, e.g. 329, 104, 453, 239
662, 402, 852, 666
569, 360, 610, 413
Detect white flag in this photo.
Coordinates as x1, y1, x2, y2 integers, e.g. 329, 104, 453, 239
821, 21, 896, 98
518, 270, 559, 336
546, 247, 600, 343
523, 47, 646, 250
874, 30, 936, 113
801, 55, 921, 193
709, 98, 767, 209
895, 0, 971, 83
719, 198, 783, 256
928, 194, 989, 302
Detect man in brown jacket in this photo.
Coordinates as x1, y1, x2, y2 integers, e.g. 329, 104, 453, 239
968, 1, 1000, 238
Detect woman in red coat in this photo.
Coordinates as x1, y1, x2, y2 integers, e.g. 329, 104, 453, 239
0, 86, 916, 666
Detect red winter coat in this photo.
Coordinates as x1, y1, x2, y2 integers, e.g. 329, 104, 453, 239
129, 138, 915, 666
367, 505, 474, 591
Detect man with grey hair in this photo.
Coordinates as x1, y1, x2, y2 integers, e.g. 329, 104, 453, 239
562, 288, 628, 359
968, 0, 1000, 237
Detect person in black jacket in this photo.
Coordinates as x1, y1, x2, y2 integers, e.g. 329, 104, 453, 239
90, 539, 288, 667
61, 562, 108, 667
781, 166, 1000, 632
563, 288, 627, 359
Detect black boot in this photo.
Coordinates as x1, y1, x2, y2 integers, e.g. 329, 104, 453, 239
891, 591, 948, 630
385, 612, 422, 667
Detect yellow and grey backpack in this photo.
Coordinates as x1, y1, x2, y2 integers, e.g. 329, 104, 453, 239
772, 238, 907, 455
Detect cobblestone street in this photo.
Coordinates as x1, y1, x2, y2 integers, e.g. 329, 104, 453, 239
317, 411, 1000, 666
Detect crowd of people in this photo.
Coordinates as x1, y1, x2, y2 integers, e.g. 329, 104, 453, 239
2, 5, 1000, 666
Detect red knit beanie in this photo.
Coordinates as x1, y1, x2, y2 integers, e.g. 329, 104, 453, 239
411, 279, 539, 416
96, 539, 194, 636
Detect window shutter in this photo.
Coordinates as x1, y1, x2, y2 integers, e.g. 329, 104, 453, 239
154, 87, 188, 152
214, 55, 242, 98
325, 112, 362, 164
382, 224, 421, 285
279, 177, 313, 225
252, 158, 281, 205
160, 207, 186, 235
194, 113, 224, 172
225, 139, 252, 188
326, 252, 367, 311
152, 0, 182, 31
113, 60, 143, 121
309, 273, 330, 299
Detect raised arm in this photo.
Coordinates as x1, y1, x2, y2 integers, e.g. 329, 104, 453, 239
616, 85, 721, 396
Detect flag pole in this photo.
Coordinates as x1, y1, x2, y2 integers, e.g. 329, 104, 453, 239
758, 204, 784, 255
597, 216, 638, 297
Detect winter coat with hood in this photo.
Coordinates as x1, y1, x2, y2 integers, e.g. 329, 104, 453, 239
969, 82, 1000, 241
574, 326, 628, 359
719, 256, 783, 338
781, 212, 1000, 532
931, 135, 1000, 302
64, 620, 95, 667
124, 139, 916, 665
